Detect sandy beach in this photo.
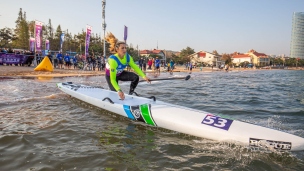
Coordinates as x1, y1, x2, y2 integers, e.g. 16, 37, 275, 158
0, 65, 302, 78
0, 66, 104, 77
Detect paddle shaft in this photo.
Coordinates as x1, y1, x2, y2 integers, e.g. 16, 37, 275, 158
139, 75, 190, 82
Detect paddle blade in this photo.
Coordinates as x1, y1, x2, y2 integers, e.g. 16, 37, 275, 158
185, 75, 191, 80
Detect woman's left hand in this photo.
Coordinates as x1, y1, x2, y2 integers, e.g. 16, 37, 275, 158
144, 76, 151, 84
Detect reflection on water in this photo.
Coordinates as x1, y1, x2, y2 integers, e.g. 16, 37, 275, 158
0, 70, 303, 170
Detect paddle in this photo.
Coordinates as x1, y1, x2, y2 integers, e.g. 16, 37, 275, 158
139, 75, 191, 82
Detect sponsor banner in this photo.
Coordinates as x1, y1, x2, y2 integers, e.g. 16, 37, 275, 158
249, 138, 292, 151
35, 21, 43, 51
60, 33, 65, 51
124, 25, 128, 42
201, 114, 233, 131
85, 25, 92, 58
0, 53, 29, 65
29, 38, 35, 52
45, 40, 50, 50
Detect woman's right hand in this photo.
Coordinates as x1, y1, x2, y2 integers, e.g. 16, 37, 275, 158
118, 90, 125, 100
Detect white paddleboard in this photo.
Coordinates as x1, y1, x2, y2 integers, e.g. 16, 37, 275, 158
57, 82, 304, 151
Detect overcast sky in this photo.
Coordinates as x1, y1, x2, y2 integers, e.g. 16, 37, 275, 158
1, 0, 303, 55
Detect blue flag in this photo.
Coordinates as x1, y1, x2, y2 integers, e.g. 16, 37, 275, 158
124, 25, 128, 41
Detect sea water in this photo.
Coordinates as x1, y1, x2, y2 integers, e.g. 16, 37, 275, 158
0, 70, 303, 170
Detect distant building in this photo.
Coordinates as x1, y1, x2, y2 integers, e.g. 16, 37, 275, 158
290, 12, 304, 59
231, 53, 252, 66
245, 49, 270, 66
139, 49, 165, 60
188, 50, 221, 66
163, 50, 180, 58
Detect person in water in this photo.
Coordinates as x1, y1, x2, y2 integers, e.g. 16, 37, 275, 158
105, 41, 151, 100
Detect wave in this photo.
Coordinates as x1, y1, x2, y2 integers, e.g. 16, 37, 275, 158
0, 93, 66, 105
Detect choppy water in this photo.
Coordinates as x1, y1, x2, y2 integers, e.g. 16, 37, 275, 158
0, 70, 304, 171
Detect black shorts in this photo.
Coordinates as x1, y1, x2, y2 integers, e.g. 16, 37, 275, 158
59, 60, 63, 64
105, 71, 139, 92
156, 66, 160, 69
65, 61, 70, 66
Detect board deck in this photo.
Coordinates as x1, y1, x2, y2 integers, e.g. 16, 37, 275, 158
57, 82, 304, 151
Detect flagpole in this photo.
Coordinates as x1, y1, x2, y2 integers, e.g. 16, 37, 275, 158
34, 21, 37, 67
102, 0, 106, 59
34, 20, 44, 66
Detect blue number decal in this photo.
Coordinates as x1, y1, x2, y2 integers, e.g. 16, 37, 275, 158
201, 115, 233, 131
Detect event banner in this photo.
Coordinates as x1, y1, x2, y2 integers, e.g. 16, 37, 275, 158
45, 40, 50, 50
85, 25, 92, 58
29, 38, 35, 52
0, 53, 29, 65
35, 21, 43, 51
124, 25, 128, 42
60, 33, 65, 52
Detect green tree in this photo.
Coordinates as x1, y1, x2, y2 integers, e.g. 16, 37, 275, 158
12, 8, 29, 50
89, 33, 103, 56
47, 19, 54, 39
273, 58, 284, 66
101, 40, 110, 57
0, 27, 15, 48
221, 53, 233, 66
75, 30, 86, 54
28, 20, 35, 38
127, 44, 139, 61
179, 46, 195, 63
52, 25, 62, 51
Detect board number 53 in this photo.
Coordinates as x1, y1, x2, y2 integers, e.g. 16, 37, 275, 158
201, 115, 233, 131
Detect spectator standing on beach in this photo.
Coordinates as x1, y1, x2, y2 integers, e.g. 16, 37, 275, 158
73, 56, 78, 69
170, 60, 174, 70
29, 51, 34, 67
92, 56, 97, 71
54, 53, 58, 68
189, 62, 193, 73
101, 56, 106, 70
155, 57, 160, 76
64, 53, 71, 69
36, 51, 41, 65
152, 58, 155, 71
138, 57, 144, 70
76, 54, 81, 62
57, 52, 63, 69
167, 62, 170, 72
148, 58, 152, 70
143, 58, 147, 71
86, 55, 92, 71
97, 56, 102, 71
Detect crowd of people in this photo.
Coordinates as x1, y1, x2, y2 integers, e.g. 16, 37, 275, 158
53, 52, 107, 71
1, 48, 181, 74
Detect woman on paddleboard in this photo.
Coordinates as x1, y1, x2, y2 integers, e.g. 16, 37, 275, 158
105, 41, 151, 100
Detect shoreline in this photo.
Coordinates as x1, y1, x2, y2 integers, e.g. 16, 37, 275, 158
0, 65, 303, 78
